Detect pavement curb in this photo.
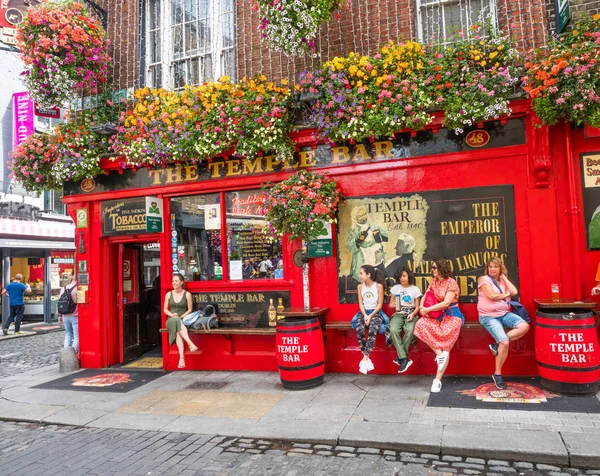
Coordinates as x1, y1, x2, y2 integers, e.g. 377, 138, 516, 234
1, 415, 596, 468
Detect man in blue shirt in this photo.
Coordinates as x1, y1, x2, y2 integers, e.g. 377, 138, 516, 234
1, 274, 31, 335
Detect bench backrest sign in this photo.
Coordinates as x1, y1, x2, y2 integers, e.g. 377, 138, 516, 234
101, 196, 163, 236
192, 291, 291, 328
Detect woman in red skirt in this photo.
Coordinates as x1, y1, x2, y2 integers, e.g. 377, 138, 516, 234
414, 258, 464, 393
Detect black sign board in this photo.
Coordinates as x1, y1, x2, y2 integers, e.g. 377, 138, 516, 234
580, 152, 600, 250
192, 291, 290, 328
102, 198, 147, 236
65, 119, 525, 196
337, 185, 518, 304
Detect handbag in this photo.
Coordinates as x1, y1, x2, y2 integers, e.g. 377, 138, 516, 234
487, 275, 531, 324
421, 290, 442, 318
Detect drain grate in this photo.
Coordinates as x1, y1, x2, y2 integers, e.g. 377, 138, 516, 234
187, 381, 229, 390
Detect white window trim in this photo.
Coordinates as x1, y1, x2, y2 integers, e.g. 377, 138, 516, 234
416, 0, 498, 44
145, 0, 235, 90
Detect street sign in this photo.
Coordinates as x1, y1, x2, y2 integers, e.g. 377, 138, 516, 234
555, 0, 571, 34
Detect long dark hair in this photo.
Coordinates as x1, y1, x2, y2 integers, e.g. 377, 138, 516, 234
361, 265, 387, 291
395, 267, 415, 285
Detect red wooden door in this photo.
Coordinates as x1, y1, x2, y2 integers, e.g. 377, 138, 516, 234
120, 245, 142, 363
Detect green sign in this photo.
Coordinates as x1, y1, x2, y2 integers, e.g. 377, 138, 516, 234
145, 196, 163, 233
555, 0, 571, 34
308, 222, 333, 258
76, 208, 88, 228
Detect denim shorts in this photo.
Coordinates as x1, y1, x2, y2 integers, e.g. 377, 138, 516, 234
479, 312, 527, 342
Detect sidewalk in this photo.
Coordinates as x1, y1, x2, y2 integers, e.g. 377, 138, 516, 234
0, 366, 599, 468
0, 322, 63, 341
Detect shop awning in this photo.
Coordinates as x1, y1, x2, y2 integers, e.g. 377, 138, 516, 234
0, 238, 75, 250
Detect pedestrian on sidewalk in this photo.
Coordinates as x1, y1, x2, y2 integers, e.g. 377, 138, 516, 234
414, 259, 464, 393
356, 265, 386, 375
1, 274, 31, 335
478, 256, 529, 390
164, 273, 198, 369
58, 278, 79, 354
389, 268, 422, 374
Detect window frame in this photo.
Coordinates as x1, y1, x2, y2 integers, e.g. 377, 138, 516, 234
415, 0, 498, 44
144, 0, 236, 90
166, 189, 291, 288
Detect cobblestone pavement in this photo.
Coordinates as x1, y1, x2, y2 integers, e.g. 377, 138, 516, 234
0, 330, 64, 378
0, 421, 596, 476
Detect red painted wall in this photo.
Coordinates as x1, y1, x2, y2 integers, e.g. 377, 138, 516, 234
64, 103, 598, 376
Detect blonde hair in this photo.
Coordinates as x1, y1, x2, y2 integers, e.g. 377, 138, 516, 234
485, 256, 508, 277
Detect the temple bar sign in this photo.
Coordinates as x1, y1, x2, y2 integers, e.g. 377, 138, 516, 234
65, 119, 526, 196
102, 197, 163, 236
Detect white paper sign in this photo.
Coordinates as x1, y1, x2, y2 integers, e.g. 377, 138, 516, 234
229, 260, 243, 280
205, 204, 221, 230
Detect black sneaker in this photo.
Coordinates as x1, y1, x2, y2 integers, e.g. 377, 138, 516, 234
489, 343, 499, 356
2, 329, 7, 336
392, 357, 402, 366
492, 374, 507, 390
398, 359, 413, 374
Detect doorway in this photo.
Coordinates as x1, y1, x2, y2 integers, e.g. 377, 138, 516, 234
109, 241, 161, 365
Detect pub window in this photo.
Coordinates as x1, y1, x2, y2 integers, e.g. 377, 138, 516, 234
416, 0, 497, 43
170, 193, 222, 281
226, 190, 283, 280
145, 0, 236, 90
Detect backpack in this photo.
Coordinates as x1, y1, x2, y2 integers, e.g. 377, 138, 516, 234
57, 284, 77, 314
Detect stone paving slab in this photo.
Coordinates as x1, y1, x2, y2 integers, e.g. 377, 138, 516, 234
561, 431, 600, 467
161, 415, 258, 436
441, 425, 569, 465
89, 411, 180, 431
339, 421, 442, 453
242, 418, 347, 444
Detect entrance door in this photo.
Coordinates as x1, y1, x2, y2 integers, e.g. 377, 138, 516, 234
120, 245, 142, 363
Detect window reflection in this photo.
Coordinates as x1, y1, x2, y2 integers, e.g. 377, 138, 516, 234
170, 193, 222, 281
226, 190, 283, 280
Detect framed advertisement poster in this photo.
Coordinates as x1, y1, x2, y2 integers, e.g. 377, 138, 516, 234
580, 152, 600, 250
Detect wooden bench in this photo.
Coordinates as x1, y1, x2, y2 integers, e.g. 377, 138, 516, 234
160, 327, 276, 338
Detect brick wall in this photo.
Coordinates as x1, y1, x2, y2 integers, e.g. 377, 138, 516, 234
235, 0, 550, 84
97, 0, 140, 91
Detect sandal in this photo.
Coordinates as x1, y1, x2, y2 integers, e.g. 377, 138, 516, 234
188, 343, 199, 353
178, 358, 185, 369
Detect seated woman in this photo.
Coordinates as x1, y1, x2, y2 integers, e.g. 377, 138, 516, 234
478, 256, 529, 390
356, 265, 386, 374
163, 273, 198, 368
414, 258, 464, 393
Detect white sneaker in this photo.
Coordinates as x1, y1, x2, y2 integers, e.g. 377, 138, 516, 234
366, 358, 375, 371
431, 378, 442, 393
359, 360, 368, 375
436, 350, 449, 372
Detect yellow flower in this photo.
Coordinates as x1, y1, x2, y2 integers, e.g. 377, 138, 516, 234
594, 13, 600, 21
481, 60, 487, 66
489, 51, 498, 59
281, 78, 288, 85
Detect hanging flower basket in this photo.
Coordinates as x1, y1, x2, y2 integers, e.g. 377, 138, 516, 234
260, 170, 341, 242
523, 14, 600, 128
254, 0, 349, 57
16, 0, 111, 107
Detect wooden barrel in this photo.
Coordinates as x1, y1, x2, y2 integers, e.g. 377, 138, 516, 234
535, 309, 600, 394
276, 317, 324, 390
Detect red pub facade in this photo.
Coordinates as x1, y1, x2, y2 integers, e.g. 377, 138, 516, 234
62, 104, 600, 375
59, 0, 600, 376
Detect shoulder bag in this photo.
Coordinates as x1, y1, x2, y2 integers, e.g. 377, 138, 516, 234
487, 275, 531, 323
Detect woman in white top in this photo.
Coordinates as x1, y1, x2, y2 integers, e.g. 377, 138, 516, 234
356, 265, 385, 374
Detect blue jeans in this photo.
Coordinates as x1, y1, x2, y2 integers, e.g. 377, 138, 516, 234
63, 315, 79, 353
479, 312, 526, 343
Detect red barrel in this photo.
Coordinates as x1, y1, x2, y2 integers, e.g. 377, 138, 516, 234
535, 309, 600, 394
276, 317, 324, 390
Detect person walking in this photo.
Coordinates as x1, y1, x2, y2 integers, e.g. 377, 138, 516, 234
1, 274, 31, 335
58, 278, 79, 354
